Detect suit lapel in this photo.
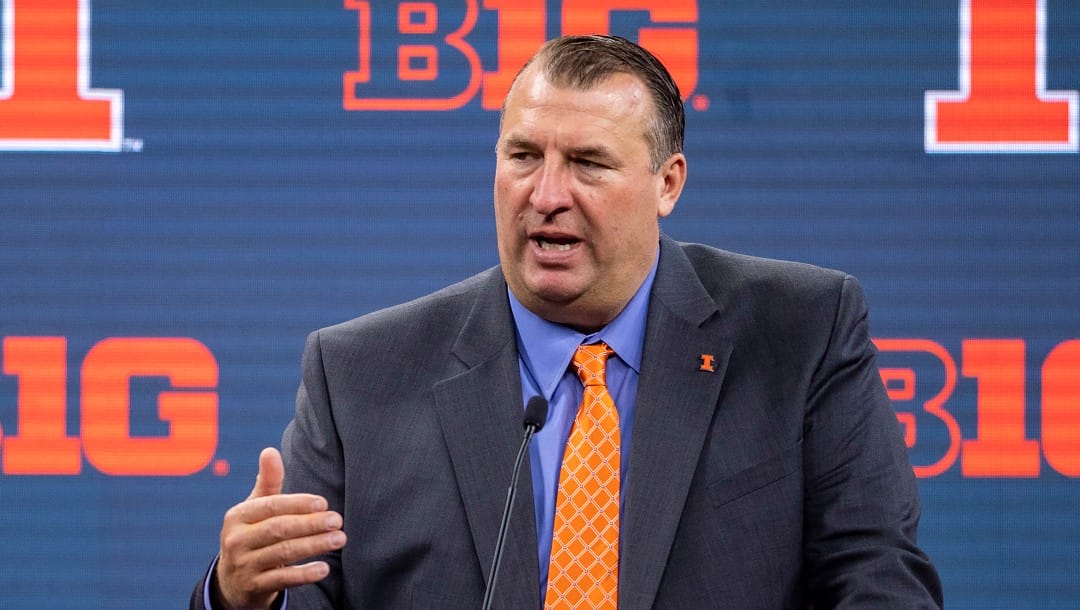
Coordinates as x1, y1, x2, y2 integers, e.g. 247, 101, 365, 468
430, 269, 542, 610
620, 238, 732, 610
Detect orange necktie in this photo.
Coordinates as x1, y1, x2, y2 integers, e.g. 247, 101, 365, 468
544, 342, 620, 610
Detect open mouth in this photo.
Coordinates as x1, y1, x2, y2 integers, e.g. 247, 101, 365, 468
534, 235, 579, 252
536, 237, 574, 251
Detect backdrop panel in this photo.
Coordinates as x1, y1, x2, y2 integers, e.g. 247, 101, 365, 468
1, 1, 1077, 607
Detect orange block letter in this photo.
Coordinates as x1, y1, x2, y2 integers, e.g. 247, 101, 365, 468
0, 0, 123, 151
80, 338, 218, 476
560, 0, 698, 100
925, 0, 1077, 152
1, 337, 81, 475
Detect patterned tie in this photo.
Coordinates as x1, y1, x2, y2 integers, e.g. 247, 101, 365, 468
544, 342, 620, 610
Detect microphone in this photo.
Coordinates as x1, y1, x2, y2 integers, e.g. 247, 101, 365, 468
481, 396, 549, 610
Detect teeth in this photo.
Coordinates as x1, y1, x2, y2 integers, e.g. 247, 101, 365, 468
538, 239, 573, 251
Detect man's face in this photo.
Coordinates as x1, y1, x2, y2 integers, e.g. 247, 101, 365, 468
494, 65, 686, 331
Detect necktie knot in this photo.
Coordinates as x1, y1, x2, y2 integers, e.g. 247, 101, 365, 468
572, 342, 613, 388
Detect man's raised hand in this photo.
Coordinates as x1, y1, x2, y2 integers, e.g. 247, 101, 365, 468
212, 448, 346, 610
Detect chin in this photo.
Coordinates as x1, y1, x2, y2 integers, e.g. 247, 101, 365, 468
531, 289, 581, 308
523, 275, 587, 305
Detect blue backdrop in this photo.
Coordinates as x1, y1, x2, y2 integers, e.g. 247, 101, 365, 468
1, 1, 1078, 607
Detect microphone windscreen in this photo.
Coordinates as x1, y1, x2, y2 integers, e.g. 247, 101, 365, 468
523, 396, 549, 432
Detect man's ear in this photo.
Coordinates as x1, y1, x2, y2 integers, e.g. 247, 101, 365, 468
657, 153, 687, 218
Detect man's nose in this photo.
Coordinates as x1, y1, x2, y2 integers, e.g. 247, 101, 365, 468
528, 160, 573, 215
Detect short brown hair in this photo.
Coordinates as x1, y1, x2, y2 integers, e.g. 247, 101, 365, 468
508, 35, 685, 172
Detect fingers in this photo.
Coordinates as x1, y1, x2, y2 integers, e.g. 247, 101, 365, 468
240, 561, 333, 598
248, 447, 285, 500
226, 510, 346, 562
213, 448, 347, 610
227, 492, 328, 526
217, 512, 347, 608
231, 523, 347, 576
221, 513, 347, 576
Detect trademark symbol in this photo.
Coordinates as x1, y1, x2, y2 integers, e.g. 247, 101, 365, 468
123, 138, 143, 152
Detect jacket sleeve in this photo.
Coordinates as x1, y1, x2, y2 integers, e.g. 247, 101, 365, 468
276, 329, 344, 608
801, 276, 944, 608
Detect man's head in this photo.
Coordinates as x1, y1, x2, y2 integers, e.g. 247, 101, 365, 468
494, 35, 688, 332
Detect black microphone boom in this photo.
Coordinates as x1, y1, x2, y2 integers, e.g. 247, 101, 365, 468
481, 396, 549, 610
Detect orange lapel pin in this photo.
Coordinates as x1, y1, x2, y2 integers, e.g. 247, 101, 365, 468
699, 354, 716, 372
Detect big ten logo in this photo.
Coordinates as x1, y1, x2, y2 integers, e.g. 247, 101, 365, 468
343, 0, 699, 111
0, 0, 125, 151
0, 337, 222, 476
875, 338, 1080, 479
925, 0, 1078, 153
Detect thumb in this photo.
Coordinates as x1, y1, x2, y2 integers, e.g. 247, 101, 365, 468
248, 447, 285, 499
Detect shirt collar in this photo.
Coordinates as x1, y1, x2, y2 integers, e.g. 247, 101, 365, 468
508, 254, 658, 399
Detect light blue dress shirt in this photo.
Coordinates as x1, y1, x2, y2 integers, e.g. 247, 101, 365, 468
509, 256, 658, 601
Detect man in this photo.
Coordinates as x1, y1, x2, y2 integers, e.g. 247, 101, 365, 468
193, 35, 942, 609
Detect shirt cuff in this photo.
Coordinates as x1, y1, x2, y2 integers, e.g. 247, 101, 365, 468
203, 556, 288, 610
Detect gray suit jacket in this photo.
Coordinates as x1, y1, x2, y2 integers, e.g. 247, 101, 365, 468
193, 237, 942, 609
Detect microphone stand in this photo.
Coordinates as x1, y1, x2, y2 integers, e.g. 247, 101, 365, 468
481, 397, 548, 610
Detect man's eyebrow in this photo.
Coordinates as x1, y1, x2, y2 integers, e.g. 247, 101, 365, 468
499, 135, 536, 150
